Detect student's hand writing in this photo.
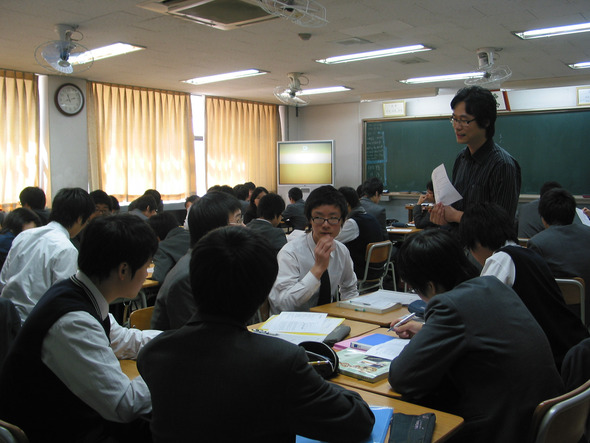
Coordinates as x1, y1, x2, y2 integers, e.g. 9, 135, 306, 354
311, 235, 334, 279
392, 320, 423, 339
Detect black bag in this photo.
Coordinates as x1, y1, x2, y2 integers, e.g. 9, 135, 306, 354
299, 341, 339, 379
389, 412, 436, 443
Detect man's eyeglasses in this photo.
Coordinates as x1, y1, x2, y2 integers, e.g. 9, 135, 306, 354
449, 116, 476, 126
311, 216, 341, 226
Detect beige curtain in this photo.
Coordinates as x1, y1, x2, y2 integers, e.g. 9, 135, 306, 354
0, 70, 42, 211
87, 82, 195, 202
206, 97, 279, 190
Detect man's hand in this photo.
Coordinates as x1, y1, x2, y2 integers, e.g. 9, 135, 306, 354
310, 235, 335, 280
391, 320, 423, 339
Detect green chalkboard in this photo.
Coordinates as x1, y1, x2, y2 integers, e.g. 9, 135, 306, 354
363, 109, 590, 195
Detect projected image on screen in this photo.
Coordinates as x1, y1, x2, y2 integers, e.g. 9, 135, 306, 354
278, 141, 333, 185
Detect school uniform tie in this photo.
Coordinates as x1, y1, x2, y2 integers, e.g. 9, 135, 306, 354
318, 270, 331, 306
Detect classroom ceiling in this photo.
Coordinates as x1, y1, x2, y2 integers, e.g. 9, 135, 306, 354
2, 0, 590, 106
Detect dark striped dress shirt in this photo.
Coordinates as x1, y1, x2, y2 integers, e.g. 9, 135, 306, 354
452, 138, 521, 219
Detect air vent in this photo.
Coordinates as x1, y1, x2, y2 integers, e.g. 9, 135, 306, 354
138, 0, 277, 30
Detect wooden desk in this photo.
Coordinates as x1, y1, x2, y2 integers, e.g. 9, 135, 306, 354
120, 359, 140, 380
310, 302, 409, 327
404, 204, 415, 223
345, 387, 463, 443
142, 278, 159, 289
387, 226, 422, 242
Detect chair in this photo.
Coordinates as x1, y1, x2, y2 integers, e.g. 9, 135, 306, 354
0, 419, 28, 443
357, 240, 394, 294
528, 379, 590, 443
128, 306, 154, 330
556, 277, 586, 325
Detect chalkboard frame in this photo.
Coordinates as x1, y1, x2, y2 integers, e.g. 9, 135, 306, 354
363, 107, 590, 196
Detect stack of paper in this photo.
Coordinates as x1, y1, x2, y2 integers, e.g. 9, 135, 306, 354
337, 290, 420, 313
255, 312, 344, 345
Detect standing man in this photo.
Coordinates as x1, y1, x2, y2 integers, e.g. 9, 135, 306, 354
269, 185, 358, 314
0, 187, 95, 323
360, 177, 388, 238
430, 86, 521, 228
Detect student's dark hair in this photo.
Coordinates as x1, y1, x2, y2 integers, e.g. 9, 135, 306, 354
244, 181, 256, 191
188, 191, 241, 247
451, 86, 497, 139
426, 181, 434, 193
148, 212, 180, 240
539, 188, 576, 226
129, 195, 157, 213
356, 184, 364, 198
338, 186, 361, 209
185, 195, 200, 208
304, 185, 348, 224
0, 208, 41, 235
89, 190, 112, 211
540, 181, 562, 197
48, 188, 95, 228
288, 187, 303, 201
362, 177, 384, 197
144, 189, 163, 213
190, 226, 278, 323
460, 203, 518, 251
109, 195, 120, 213
397, 229, 479, 295
78, 214, 158, 282
257, 193, 285, 220
248, 187, 269, 211
19, 187, 46, 210
234, 184, 249, 201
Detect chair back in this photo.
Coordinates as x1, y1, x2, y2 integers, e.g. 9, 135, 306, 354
529, 379, 590, 443
128, 306, 154, 330
556, 277, 586, 325
357, 241, 393, 294
0, 419, 28, 443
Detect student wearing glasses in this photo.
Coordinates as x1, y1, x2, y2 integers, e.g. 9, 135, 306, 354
269, 185, 358, 314
430, 86, 521, 229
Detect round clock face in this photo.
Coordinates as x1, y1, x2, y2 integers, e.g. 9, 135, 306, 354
55, 83, 84, 116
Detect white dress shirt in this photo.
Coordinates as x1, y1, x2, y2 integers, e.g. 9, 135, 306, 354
480, 240, 518, 286
41, 271, 161, 423
0, 221, 78, 323
269, 232, 358, 314
335, 218, 359, 244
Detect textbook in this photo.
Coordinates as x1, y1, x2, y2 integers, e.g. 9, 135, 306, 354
350, 333, 395, 351
337, 348, 392, 383
336, 290, 420, 314
296, 406, 394, 443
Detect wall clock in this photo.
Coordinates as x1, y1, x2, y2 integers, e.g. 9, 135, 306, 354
55, 83, 84, 116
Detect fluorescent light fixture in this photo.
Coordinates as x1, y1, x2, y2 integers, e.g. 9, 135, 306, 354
568, 61, 590, 69
183, 69, 268, 85
514, 22, 590, 39
315, 44, 432, 64
399, 72, 484, 84
71, 43, 145, 65
299, 86, 351, 95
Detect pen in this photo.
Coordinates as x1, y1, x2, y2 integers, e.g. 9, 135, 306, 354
389, 313, 416, 331
308, 360, 332, 366
251, 329, 279, 336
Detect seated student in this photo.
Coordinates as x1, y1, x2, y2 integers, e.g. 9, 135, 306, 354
72, 189, 114, 250
246, 193, 287, 253
460, 202, 589, 370
182, 194, 200, 230
269, 185, 358, 314
234, 183, 251, 216
282, 187, 307, 231
388, 229, 564, 443
336, 186, 384, 279
517, 181, 562, 238
144, 189, 164, 213
151, 191, 243, 330
128, 195, 157, 220
528, 188, 590, 322
138, 226, 374, 442
19, 186, 50, 225
0, 214, 160, 442
360, 177, 387, 238
0, 208, 41, 270
412, 181, 437, 229
148, 211, 190, 283
0, 188, 95, 323
110, 195, 120, 214
243, 186, 268, 224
